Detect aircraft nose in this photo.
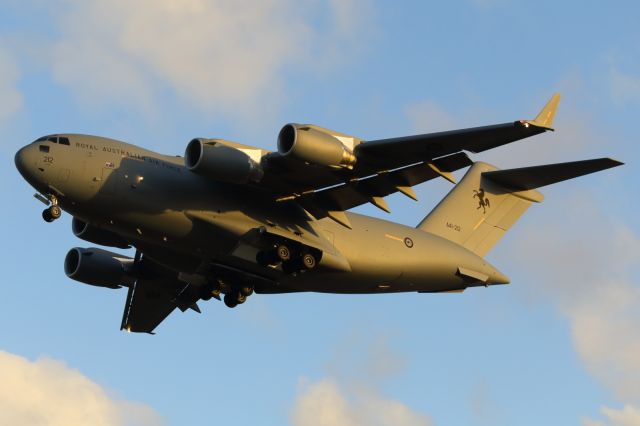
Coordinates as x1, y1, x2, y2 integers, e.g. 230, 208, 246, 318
15, 144, 39, 184
14, 146, 30, 178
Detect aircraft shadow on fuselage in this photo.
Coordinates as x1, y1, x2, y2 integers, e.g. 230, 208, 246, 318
87, 156, 322, 252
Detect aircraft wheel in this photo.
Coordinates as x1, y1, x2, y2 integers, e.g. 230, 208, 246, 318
49, 205, 62, 219
236, 292, 246, 304
223, 293, 238, 308
276, 245, 291, 262
240, 286, 253, 297
199, 284, 213, 301
42, 209, 54, 223
301, 253, 316, 270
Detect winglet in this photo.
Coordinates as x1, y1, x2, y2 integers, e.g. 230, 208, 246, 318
527, 93, 561, 130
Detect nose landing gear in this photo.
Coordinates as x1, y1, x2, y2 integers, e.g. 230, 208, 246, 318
39, 194, 62, 223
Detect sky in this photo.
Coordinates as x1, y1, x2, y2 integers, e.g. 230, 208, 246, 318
1, 0, 639, 425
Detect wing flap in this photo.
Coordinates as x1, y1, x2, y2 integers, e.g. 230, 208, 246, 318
296, 152, 472, 217
120, 258, 199, 334
120, 278, 182, 333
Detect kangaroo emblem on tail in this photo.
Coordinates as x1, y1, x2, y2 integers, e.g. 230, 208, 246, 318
473, 188, 490, 214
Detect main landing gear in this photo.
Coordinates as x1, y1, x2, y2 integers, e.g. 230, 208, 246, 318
40, 194, 62, 223
198, 277, 254, 309
256, 243, 319, 275
223, 286, 254, 308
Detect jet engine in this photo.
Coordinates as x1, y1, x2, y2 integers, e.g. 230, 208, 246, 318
185, 138, 263, 183
277, 124, 357, 168
64, 247, 136, 289
72, 218, 130, 249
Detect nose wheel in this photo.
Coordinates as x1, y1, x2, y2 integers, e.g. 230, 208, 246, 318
40, 194, 62, 222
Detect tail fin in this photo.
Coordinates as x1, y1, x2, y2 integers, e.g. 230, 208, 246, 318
417, 158, 622, 256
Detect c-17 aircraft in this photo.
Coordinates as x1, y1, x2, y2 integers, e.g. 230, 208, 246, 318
15, 94, 621, 333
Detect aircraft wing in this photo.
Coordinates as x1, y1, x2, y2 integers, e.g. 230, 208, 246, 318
355, 93, 560, 175
120, 257, 200, 334
118, 252, 306, 333
260, 94, 560, 215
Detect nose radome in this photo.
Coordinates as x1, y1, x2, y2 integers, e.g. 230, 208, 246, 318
14, 146, 30, 178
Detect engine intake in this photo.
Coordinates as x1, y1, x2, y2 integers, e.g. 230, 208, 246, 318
72, 218, 130, 249
185, 138, 263, 183
277, 124, 356, 168
64, 247, 135, 289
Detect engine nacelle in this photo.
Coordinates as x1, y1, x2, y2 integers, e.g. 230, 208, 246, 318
72, 218, 130, 249
185, 138, 263, 183
64, 247, 135, 289
277, 124, 357, 168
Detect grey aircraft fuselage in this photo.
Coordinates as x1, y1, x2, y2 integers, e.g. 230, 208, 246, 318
15, 134, 508, 295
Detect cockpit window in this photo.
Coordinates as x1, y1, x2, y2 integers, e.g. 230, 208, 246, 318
33, 135, 69, 144
39, 145, 50, 153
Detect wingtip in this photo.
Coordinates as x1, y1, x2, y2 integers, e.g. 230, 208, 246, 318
531, 92, 561, 129
608, 158, 624, 167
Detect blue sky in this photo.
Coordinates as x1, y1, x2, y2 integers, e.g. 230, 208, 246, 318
1, 1, 638, 425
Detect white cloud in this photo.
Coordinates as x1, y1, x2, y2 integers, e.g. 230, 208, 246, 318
291, 378, 432, 426
0, 44, 23, 125
0, 350, 162, 426
509, 193, 640, 416
47, 0, 373, 119
584, 405, 640, 426
570, 273, 640, 402
291, 334, 432, 426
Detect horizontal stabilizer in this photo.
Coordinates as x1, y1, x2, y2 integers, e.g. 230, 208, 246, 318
482, 158, 623, 191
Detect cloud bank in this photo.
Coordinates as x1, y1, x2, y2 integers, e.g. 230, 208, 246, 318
584, 405, 640, 426
510, 194, 640, 421
292, 378, 432, 426
291, 335, 432, 426
45, 0, 372, 118
0, 351, 162, 426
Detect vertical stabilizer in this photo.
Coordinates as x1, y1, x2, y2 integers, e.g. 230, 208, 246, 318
417, 162, 542, 257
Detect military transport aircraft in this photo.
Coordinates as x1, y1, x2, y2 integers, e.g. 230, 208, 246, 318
14, 94, 622, 333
